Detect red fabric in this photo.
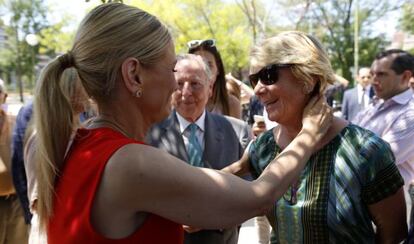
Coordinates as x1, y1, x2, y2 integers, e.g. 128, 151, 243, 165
48, 128, 183, 244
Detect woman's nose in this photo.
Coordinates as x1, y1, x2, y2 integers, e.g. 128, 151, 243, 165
254, 81, 266, 96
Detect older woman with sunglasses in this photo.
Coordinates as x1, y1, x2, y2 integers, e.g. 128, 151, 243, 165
223, 31, 407, 243
188, 39, 242, 118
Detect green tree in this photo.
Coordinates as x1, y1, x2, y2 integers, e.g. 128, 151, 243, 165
235, 0, 280, 44
399, 2, 414, 53
86, 0, 123, 3
400, 2, 414, 35
0, 0, 49, 101
276, 0, 401, 84
38, 16, 75, 56
130, 0, 252, 79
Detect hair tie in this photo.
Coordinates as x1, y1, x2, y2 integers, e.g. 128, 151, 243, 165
58, 51, 75, 68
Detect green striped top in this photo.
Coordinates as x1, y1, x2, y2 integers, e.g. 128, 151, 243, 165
249, 124, 404, 244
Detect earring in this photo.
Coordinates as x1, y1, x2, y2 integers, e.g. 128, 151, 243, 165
135, 87, 143, 98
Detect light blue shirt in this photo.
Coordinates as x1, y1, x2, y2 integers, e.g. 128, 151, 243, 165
353, 88, 414, 184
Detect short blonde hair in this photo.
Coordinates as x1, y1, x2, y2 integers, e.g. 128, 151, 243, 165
250, 31, 335, 93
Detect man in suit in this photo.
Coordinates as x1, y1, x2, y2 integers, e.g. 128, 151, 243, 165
341, 67, 374, 121
0, 80, 28, 244
147, 54, 252, 244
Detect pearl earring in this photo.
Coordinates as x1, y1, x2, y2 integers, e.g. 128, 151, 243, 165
135, 87, 143, 98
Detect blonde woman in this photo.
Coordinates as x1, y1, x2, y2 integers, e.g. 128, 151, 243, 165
223, 31, 407, 243
24, 67, 89, 244
34, 4, 332, 243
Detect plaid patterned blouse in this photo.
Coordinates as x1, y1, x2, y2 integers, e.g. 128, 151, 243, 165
249, 124, 403, 244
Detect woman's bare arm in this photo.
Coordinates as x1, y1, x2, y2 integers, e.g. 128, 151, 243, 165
368, 188, 407, 244
99, 96, 332, 229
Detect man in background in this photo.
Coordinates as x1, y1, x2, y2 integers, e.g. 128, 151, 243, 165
353, 49, 414, 225
0, 79, 28, 244
341, 67, 375, 121
147, 54, 251, 244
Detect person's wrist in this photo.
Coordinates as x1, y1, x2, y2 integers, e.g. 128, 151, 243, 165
234, 79, 243, 86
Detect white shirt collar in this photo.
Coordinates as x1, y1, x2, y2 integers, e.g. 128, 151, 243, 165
175, 110, 206, 134
357, 84, 370, 92
390, 88, 413, 105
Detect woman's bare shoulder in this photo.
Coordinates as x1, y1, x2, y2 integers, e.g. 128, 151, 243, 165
107, 143, 178, 174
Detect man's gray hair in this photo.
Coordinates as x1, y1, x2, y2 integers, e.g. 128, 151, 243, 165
176, 53, 212, 81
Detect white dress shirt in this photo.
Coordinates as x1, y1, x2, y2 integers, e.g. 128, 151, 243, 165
353, 89, 414, 184
176, 110, 206, 151
357, 84, 372, 108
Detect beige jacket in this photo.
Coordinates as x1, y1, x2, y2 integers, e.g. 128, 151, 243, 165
0, 110, 16, 195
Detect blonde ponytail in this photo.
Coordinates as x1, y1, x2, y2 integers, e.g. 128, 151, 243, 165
34, 54, 75, 229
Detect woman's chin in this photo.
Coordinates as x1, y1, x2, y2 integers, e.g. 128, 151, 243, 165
266, 113, 280, 124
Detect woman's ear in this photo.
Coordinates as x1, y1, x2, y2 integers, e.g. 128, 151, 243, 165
302, 83, 313, 94
304, 76, 321, 96
121, 57, 142, 96
309, 82, 321, 97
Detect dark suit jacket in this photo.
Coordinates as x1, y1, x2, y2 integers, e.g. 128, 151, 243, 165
341, 86, 374, 121
146, 110, 252, 244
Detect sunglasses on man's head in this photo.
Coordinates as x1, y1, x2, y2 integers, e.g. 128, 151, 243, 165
249, 63, 294, 88
187, 39, 216, 49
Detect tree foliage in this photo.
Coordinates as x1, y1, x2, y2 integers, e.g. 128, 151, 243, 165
0, 0, 80, 97
86, 0, 123, 3
0, 0, 49, 100
130, 0, 254, 78
399, 1, 414, 52
1, 0, 410, 96
286, 0, 403, 83
400, 2, 414, 34
38, 17, 75, 55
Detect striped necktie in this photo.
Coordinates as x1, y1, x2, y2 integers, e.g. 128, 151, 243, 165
187, 123, 203, 167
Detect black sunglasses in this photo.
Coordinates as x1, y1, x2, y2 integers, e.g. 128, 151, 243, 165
187, 39, 216, 49
249, 63, 294, 88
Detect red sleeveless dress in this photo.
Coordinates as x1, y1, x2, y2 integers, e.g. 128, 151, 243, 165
48, 127, 184, 244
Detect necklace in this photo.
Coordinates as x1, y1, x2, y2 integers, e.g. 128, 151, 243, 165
91, 117, 133, 139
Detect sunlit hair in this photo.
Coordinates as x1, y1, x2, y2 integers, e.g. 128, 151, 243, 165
176, 53, 212, 82
26, 68, 84, 146
59, 68, 88, 122
188, 42, 230, 115
34, 3, 171, 229
250, 31, 336, 93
